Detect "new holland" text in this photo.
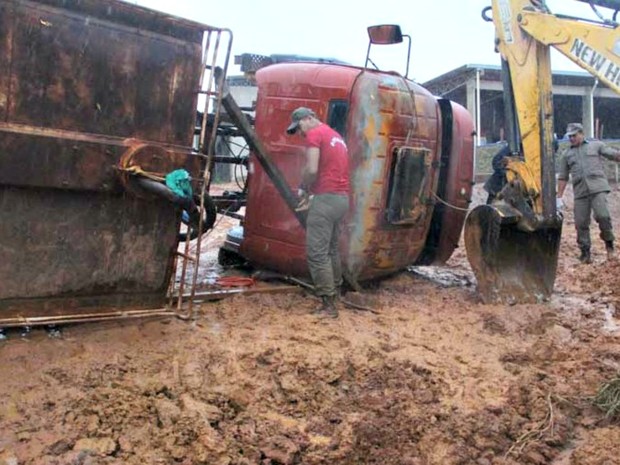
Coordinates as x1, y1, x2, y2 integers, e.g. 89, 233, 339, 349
570, 38, 620, 87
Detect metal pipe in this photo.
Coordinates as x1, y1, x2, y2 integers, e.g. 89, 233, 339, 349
0, 308, 175, 328
404, 34, 412, 78
575, 0, 620, 10
501, 59, 521, 155
218, 86, 306, 225
589, 78, 599, 138
475, 67, 481, 174
0, 284, 304, 328
190, 284, 303, 301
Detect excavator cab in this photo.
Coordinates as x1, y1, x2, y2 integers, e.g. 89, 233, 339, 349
466, 0, 620, 303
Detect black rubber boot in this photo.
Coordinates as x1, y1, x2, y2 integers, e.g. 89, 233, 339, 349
605, 241, 615, 261
579, 248, 592, 264
313, 295, 338, 319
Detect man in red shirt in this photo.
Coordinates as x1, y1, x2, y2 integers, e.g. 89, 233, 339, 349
287, 107, 350, 318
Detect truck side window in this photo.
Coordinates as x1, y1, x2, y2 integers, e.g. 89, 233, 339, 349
327, 100, 348, 138
386, 147, 430, 224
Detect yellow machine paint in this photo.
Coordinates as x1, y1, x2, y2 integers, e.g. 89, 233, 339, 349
465, 0, 620, 303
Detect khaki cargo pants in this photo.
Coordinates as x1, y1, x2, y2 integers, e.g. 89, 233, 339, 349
306, 193, 349, 297
574, 191, 615, 250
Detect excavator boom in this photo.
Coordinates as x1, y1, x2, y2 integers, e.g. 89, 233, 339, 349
519, 10, 620, 93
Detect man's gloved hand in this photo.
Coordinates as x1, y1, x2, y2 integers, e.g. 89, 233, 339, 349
295, 186, 310, 212
556, 198, 564, 211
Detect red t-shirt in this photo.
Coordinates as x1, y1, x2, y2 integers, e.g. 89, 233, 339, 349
304, 124, 350, 195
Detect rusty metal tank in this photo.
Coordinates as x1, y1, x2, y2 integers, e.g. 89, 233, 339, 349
239, 63, 474, 281
0, 0, 212, 321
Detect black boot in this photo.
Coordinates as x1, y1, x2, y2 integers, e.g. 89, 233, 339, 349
605, 241, 616, 261
313, 295, 338, 319
579, 248, 592, 264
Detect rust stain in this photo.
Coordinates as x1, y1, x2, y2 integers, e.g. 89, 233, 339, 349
344, 72, 443, 279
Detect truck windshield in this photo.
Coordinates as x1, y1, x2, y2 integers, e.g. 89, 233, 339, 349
327, 100, 349, 137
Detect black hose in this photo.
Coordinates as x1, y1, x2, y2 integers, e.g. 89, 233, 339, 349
135, 178, 216, 242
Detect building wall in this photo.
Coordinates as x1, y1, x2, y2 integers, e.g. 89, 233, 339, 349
425, 67, 620, 143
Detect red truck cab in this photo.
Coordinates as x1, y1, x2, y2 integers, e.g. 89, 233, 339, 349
237, 62, 474, 281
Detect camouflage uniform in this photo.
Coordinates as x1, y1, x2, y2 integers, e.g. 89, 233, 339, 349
558, 139, 620, 252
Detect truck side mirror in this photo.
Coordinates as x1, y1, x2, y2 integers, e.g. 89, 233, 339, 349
365, 24, 411, 78
367, 25, 403, 44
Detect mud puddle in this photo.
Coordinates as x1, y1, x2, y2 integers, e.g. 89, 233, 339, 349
552, 294, 620, 334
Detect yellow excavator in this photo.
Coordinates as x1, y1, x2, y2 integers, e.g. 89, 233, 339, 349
465, 0, 620, 303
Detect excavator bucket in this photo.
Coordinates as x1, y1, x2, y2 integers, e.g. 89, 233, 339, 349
464, 204, 562, 304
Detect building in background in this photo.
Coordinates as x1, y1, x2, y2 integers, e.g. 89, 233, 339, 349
423, 64, 620, 143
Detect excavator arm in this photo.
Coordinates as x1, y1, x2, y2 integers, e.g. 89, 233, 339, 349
520, 8, 620, 94
465, 0, 620, 303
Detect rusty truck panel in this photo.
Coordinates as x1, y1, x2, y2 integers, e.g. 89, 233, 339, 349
0, 0, 210, 318
344, 71, 442, 279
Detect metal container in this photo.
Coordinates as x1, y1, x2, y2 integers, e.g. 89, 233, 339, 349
0, 0, 209, 319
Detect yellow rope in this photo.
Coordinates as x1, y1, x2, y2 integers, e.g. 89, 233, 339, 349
119, 165, 166, 182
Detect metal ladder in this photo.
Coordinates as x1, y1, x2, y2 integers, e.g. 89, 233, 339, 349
169, 26, 233, 318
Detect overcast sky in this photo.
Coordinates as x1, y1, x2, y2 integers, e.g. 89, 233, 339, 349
129, 0, 606, 83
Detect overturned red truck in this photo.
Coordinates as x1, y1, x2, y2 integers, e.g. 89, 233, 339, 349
225, 31, 475, 282
0, 0, 473, 327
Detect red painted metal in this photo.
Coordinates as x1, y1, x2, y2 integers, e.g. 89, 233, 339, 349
240, 63, 474, 281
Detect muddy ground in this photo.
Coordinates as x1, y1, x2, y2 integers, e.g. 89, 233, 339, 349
2, 185, 620, 465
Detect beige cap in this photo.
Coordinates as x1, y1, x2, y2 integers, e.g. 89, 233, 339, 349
286, 107, 316, 134
566, 122, 583, 136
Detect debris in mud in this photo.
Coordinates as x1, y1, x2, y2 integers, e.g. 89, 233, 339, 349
407, 265, 474, 288
46, 325, 62, 339
73, 437, 118, 456
593, 373, 620, 420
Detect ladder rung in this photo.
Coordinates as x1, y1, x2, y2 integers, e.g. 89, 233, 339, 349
175, 251, 197, 262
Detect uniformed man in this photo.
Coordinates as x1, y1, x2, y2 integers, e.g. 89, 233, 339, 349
557, 122, 620, 263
